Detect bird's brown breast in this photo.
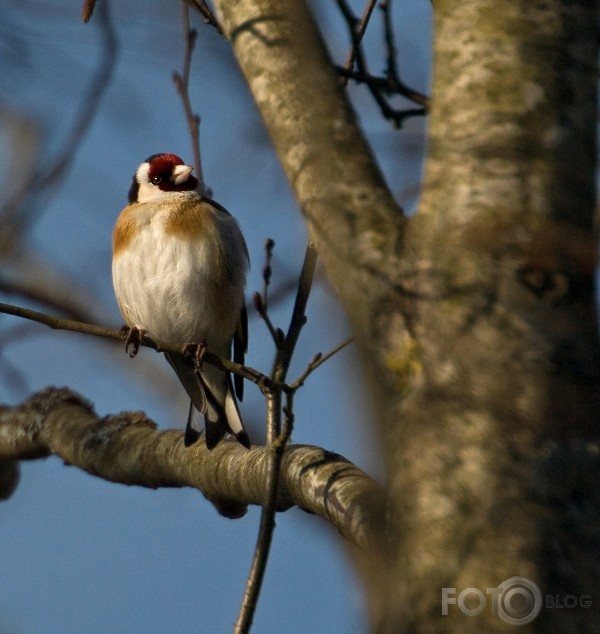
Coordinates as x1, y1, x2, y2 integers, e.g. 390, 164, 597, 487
163, 199, 215, 240
113, 198, 216, 258
112, 205, 142, 257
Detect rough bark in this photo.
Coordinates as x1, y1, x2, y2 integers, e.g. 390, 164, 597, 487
213, 0, 600, 631
0, 387, 383, 550
213, 0, 406, 354
394, 1, 600, 631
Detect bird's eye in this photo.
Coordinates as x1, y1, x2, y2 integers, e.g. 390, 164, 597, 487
151, 176, 162, 185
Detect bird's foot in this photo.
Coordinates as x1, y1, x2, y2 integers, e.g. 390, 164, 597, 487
120, 325, 146, 358
184, 341, 208, 373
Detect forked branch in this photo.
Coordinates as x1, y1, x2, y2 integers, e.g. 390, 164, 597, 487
235, 243, 319, 634
336, 0, 429, 127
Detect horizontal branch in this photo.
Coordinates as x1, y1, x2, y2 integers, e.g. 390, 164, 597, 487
0, 387, 384, 551
0, 301, 272, 392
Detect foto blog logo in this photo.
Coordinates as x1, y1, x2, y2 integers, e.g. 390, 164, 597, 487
441, 576, 592, 625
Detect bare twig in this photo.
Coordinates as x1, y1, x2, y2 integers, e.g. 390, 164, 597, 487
0, 301, 272, 392
379, 0, 430, 110
279, 391, 295, 449
233, 392, 280, 634
81, 0, 96, 22
290, 336, 354, 390
0, 273, 95, 323
337, 67, 429, 107
2, 0, 117, 230
253, 238, 281, 347
183, 0, 224, 35
173, 2, 208, 194
336, 0, 429, 127
276, 243, 319, 381
261, 238, 275, 311
235, 243, 318, 633
380, 0, 399, 84
340, 0, 378, 86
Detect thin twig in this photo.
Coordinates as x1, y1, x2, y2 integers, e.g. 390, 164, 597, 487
253, 292, 281, 348
81, 0, 96, 22
0, 301, 125, 343
378, 0, 430, 110
276, 243, 319, 378
0, 301, 272, 392
233, 393, 281, 634
336, 0, 429, 126
0, 274, 95, 323
235, 243, 319, 633
278, 391, 295, 449
183, 0, 224, 35
290, 336, 354, 390
340, 0, 379, 87
2, 0, 117, 229
336, 67, 429, 107
261, 238, 275, 311
253, 238, 281, 347
173, 2, 207, 195
380, 0, 399, 84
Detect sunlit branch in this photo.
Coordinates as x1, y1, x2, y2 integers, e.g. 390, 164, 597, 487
0, 387, 385, 550
0, 301, 272, 392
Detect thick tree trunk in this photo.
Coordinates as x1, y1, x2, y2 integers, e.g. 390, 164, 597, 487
214, 0, 600, 631
391, 1, 600, 631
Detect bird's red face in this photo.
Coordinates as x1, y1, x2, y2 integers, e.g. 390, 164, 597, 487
128, 153, 198, 204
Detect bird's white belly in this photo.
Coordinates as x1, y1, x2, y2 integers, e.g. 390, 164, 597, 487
112, 223, 242, 348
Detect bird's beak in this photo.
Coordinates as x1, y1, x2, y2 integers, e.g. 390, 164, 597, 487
172, 164, 194, 185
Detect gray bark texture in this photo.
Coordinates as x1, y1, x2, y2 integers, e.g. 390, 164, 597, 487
213, 0, 600, 631
0, 387, 383, 547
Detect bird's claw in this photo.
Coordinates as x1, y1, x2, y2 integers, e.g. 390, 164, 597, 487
120, 325, 146, 358
184, 342, 207, 372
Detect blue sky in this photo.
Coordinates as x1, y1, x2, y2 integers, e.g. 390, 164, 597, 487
0, 1, 430, 632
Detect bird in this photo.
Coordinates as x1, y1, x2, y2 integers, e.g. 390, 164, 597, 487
111, 153, 250, 449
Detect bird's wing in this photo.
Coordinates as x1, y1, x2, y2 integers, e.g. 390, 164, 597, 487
165, 351, 208, 415
232, 304, 247, 401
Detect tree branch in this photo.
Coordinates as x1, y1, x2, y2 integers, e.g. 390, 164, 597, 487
213, 0, 406, 357
290, 336, 354, 390
235, 242, 318, 633
336, 0, 429, 126
184, 0, 224, 35
0, 387, 384, 551
253, 238, 282, 347
0, 301, 271, 391
173, 2, 208, 195
0, 273, 95, 323
339, 0, 378, 86
3, 0, 117, 231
